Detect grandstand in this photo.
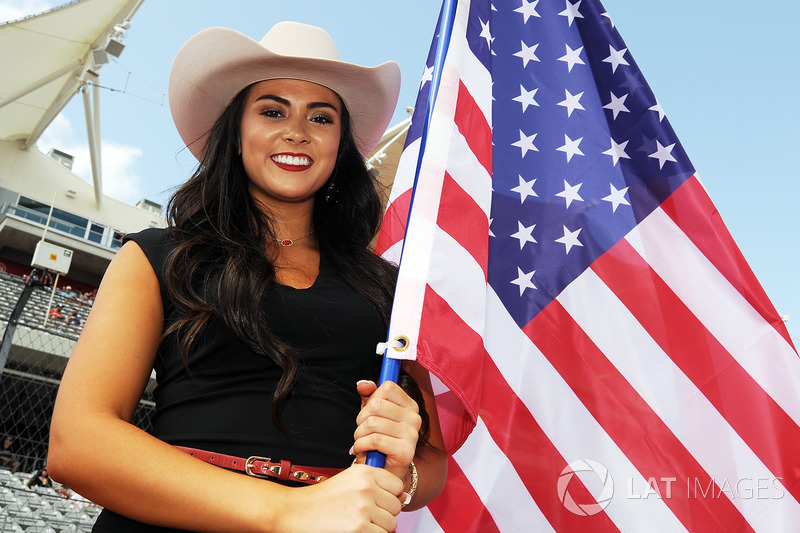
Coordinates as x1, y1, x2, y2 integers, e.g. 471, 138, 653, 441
1, 1, 160, 529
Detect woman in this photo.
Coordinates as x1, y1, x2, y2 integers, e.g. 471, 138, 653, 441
48, 21, 446, 532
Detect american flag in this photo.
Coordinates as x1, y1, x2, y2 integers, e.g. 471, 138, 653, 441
376, 0, 800, 531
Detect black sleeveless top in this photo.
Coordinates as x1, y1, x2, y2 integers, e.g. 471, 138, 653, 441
94, 228, 385, 532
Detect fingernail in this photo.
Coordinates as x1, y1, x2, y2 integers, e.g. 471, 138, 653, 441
401, 492, 412, 506
356, 380, 374, 386
348, 445, 354, 456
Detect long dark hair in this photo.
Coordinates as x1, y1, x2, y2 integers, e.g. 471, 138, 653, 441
163, 84, 399, 428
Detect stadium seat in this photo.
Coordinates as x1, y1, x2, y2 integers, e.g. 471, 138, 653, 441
4, 498, 31, 517
0, 516, 23, 533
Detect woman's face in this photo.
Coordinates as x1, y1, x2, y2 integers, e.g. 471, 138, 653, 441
239, 79, 342, 210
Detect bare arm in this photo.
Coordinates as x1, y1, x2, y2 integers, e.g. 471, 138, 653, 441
49, 241, 403, 533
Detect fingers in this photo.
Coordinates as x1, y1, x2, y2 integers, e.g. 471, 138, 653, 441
357, 379, 378, 408
357, 381, 420, 423
353, 381, 422, 479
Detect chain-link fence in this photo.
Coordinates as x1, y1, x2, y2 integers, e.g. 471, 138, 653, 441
0, 271, 155, 530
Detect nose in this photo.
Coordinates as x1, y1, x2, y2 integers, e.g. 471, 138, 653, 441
283, 115, 310, 145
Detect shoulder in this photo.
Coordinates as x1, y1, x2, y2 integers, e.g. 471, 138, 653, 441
122, 228, 177, 283
123, 227, 174, 251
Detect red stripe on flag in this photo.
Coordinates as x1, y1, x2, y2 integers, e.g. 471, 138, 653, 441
661, 176, 795, 348
437, 172, 489, 278
454, 80, 492, 176
481, 355, 622, 533
417, 286, 482, 453
418, 289, 620, 532
427, 457, 501, 533
376, 187, 413, 256
592, 237, 800, 505
525, 299, 754, 532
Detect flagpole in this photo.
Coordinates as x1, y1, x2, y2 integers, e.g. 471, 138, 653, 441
366, 0, 460, 469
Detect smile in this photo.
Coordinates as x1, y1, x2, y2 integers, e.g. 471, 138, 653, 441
271, 154, 313, 170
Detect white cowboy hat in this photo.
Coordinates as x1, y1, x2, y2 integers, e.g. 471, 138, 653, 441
168, 21, 401, 160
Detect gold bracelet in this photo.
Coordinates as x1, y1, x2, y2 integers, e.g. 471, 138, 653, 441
402, 460, 418, 508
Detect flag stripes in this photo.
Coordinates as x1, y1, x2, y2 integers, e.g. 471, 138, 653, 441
453, 81, 492, 175
379, 1, 800, 531
592, 232, 800, 507
427, 456, 502, 532
527, 299, 754, 532
660, 179, 793, 346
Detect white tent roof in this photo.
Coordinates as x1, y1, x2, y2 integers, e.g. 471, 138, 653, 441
0, 0, 144, 204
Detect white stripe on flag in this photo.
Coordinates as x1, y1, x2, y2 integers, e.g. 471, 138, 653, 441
397, 506, 446, 533
445, 125, 492, 216
631, 209, 800, 426
484, 288, 688, 532
558, 250, 800, 532
387, 137, 420, 205
385, 2, 472, 361
426, 227, 486, 335
459, 32, 492, 125
454, 417, 554, 532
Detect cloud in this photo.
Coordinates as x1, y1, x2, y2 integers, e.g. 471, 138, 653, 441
38, 114, 145, 205
0, 1, 57, 23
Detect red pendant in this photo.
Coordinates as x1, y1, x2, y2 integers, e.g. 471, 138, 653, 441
279, 239, 294, 247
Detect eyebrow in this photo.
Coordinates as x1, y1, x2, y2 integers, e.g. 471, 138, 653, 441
254, 94, 340, 113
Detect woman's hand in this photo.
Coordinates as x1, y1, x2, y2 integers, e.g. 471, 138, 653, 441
353, 380, 422, 482
278, 463, 403, 533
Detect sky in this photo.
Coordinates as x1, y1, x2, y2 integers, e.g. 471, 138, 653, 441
1, 0, 798, 342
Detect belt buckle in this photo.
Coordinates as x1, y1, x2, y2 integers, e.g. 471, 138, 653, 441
244, 456, 275, 479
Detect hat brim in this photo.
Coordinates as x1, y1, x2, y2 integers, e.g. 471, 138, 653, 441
169, 27, 401, 160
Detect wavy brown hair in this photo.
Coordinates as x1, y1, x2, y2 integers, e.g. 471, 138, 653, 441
162, 85, 403, 430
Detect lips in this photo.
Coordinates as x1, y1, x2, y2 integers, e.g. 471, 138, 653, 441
271, 153, 313, 171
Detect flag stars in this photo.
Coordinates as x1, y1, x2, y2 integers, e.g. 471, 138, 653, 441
512, 130, 539, 157
602, 183, 630, 212
556, 134, 584, 162
650, 100, 666, 122
649, 140, 677, 169
511, 267, 537, 296
558, 89, 585, 117
479, 19, 494, 49
602, 138, 631, 166
558, 44, 585, 72
559, 0, 584, 27
603, 45, 630, 73
512, 85, 539, 112
515, 0, 541, 23
511, 222, 537, 250
603, 91, 630, 119
514, 41, 540, 68
555, 179, 583, 208
511, 175, 538, 203
420, 65, 434, 89
555, 225, 583, 254
602, 11, 615, 28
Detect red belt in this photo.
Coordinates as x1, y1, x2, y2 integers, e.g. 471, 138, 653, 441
175, 446, 343, 485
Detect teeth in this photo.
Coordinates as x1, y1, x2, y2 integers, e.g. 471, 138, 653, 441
273, 154, 311, 166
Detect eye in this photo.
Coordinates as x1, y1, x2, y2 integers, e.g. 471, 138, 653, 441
259, 107, 284, 119
310, 113, 335, 125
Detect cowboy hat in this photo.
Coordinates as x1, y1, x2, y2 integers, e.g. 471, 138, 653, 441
169, 21, 401, 160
